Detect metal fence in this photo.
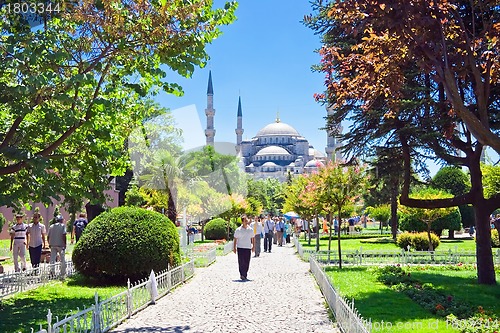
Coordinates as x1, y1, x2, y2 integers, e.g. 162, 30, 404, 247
294, 237, 500, 266
0, 261, 75, 298
310, 256, 371, 333
32, 260, 195, 333
223, 241, 234, 255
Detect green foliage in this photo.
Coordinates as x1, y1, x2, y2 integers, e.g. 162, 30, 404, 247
396, 232, 440, 251
376, 265, 416, 285
247, 178, 285, 216
459, 205, 475, 228
72, 206, 180, 283
492, 229, 500, 248
432, 167, 471, 196
0, 1, 237, 210
481, 163, 500, 199
366, 204, 390, 225
204, 217, 235, 240
124, 184, 147, 207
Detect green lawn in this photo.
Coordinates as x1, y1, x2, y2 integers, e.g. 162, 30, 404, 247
325, 266, 500, 333
301, 237, 478, 252
0, 274, 125, 333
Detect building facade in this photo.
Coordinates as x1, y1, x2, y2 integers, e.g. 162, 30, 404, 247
205, 72, 341, 182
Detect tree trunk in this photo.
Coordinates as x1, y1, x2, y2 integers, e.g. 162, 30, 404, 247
390, 185, 398, 240
337, 209, 343, 269
327, 213, 332, 263
426, 223, 434, 252
316, 213, 320, 252
166, 187, 177, 223
85, 202, 105, 222
474, 202, 496, 284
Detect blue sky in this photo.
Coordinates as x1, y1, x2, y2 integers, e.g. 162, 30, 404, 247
155, 1, 329, 155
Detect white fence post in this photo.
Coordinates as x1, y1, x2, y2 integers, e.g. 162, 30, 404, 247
126, 279, 132, 318
93, 292, 101, 333
148, 270, 158, 304
47, 309, 52, 333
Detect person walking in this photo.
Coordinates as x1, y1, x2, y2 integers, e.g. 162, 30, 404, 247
71, 212, 88, 243
250, 216, 264, 257
10, 213, 28, 272
263, 215, 275, 253
26, 212, 46, 269
47, 215, 67, 276
233, 216, 254, 281
276, 217, 284, 246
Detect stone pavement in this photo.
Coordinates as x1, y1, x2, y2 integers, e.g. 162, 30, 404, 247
111, 242, 339, 333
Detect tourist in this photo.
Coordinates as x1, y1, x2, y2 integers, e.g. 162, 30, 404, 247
250, 216, 264, 257
284, 219, 291, 244
276, 217, 285, 246
71, 212, 88, 243
233, 216, 254, 281
263, 215, 275, 253
322, 218, 328, 234
26, 212, 46, 269
10, 212, 28, 272
47, 215, 67, 276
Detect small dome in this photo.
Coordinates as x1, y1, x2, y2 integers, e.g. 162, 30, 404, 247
255, 146, 290, 156
309, 147, 326, 158
256, 121, 300, 137
261, 161, 278, 167
246, 163, 255, 168
288, 162, 296, 167
304, 160, 324, 168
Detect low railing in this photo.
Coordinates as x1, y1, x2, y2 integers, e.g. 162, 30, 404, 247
190, 247, 217, 267
0, 261, 75, 298
295, 239, 500, 266
223, 241, 234, 255
32, 260, 195, 333
310, 256, 371, 333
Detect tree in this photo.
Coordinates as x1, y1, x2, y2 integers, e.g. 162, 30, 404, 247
366, 204, 390, 232
308, 162, 368, 268
307, 0, 500, 284
0, 0, 237, 209
248, 178, 285, 216
400, 189, 456, 251
432, 166, 473, 235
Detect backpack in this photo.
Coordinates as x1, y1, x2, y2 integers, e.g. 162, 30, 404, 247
74, 218, 88, 238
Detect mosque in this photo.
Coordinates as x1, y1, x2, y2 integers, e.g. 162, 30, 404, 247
203, 71, 342, 182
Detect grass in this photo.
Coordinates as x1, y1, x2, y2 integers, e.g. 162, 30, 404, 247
324, 266, 500, 333
0, 274, 125, 333
301, 237, 478, 252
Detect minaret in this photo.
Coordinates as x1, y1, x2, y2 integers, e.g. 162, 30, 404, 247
325, 105, 343, 162
235, 96, 244, 154
205, 71, 215, 146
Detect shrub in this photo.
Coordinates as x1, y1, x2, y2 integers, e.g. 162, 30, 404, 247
396, 232, 440, 251
396, 232, 414, 250
492, 229, 500, 248
204, 218, 235, 240
72, 206, 180, 283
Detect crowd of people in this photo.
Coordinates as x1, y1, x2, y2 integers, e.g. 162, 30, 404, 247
9, 212, 88, 273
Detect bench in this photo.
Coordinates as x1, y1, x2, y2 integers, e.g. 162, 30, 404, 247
0, 256, 10, 274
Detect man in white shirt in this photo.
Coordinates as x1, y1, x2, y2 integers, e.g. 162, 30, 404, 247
27, 212, 47, 269
10, 213, 28, 272
233, 216, 254, 281
250, 217, 264, 257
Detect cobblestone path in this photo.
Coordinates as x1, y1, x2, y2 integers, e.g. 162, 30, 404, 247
111, 242, 339, 333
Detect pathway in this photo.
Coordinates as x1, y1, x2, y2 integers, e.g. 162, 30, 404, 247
110, 242, 339, 333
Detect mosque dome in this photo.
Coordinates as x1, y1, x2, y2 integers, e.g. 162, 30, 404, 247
261, 161, 279, 167
256, 120, 300, 137
309, 147, 326, 159
304, 160, 325, 168
255, 146, 291, 156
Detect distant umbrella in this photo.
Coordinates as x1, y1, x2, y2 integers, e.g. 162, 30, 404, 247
284, 211, 300, 219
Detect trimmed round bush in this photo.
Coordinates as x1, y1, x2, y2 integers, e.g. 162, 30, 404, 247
396, 232, 440, 251
204, 218, 235, 240
72, 206, 180, 283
